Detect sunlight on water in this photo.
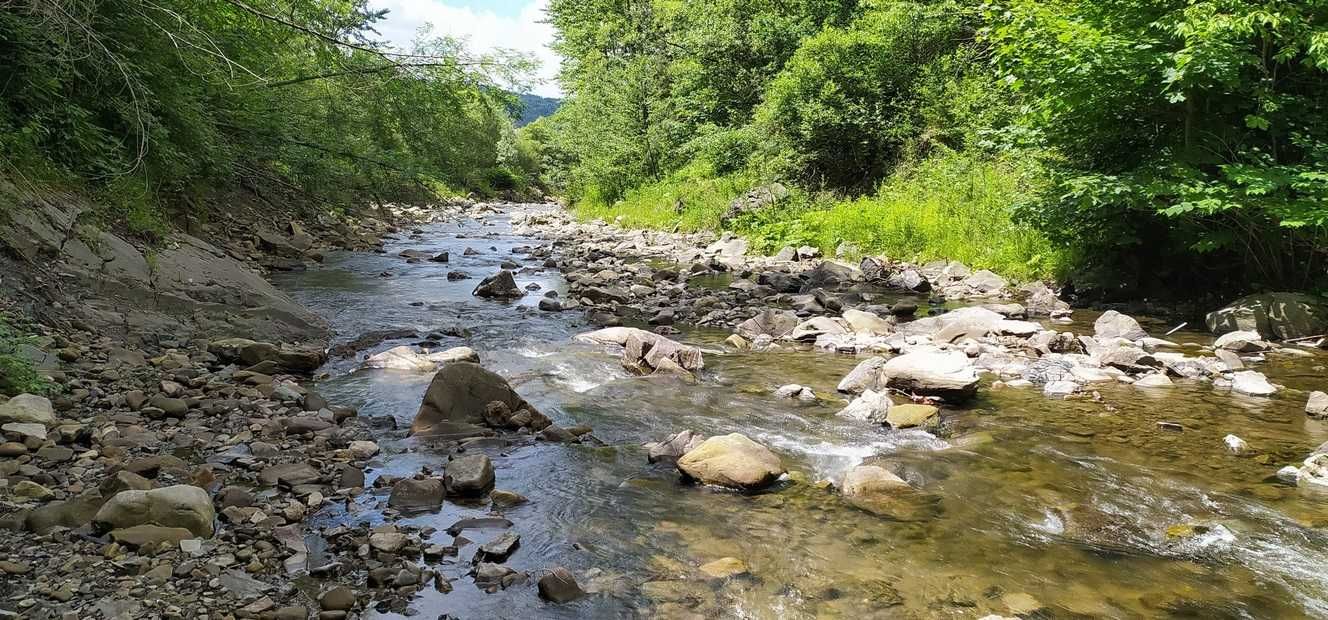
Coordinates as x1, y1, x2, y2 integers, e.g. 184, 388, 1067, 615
274, 206, 1328, 619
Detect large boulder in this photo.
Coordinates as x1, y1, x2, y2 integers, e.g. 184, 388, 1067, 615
805, 261, 859, 288
473, 270, 523, 299
881, 351, 980, 402
411, 362, 528, 436
93, 485, 215, 538
886, 269, 931, 292
1206, 292, 1328, 340
676, 433, 784, 491
0, 394, 56, 426
734, 309, 799, 341
208, 338, 326, 373
1093, 310, 1147, 341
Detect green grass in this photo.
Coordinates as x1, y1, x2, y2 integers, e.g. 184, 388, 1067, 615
0, 315, 53, 396
574, 151, 1067, 282
576, 165, 761, 232
792, 152, 1064, 280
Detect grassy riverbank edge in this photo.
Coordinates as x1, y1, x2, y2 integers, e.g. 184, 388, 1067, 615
572, 152, 1068, 283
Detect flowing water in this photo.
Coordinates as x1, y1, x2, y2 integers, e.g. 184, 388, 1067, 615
273, 206, 1328, 619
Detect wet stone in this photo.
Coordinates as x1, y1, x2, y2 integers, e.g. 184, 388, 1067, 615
475, 531, 520, 563
538, 566, 585, 603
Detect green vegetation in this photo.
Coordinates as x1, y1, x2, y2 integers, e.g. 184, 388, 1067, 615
531, 0, 1328, 294
0, 0, 541, 238
0, 315, 53, 396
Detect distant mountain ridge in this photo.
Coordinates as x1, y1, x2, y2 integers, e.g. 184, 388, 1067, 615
516, 93, 560, 127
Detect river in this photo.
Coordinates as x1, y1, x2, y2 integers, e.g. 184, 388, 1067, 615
272, 205, 1328, 619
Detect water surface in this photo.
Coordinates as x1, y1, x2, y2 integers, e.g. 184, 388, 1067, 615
274, 207, 1328, 619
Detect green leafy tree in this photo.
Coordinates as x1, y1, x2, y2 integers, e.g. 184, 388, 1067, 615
754, 3, 970, 189
990, 0, 1328, 289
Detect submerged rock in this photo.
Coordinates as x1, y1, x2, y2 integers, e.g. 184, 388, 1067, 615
840, 465, 931, 520
886, 403, 940, 429
698, 557, 749, 579
676, 433, 784, 490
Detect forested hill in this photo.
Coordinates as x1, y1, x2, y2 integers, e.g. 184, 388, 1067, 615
0, 0, 545, 235
517, 94, 562, 127
521, 0, 1328, 298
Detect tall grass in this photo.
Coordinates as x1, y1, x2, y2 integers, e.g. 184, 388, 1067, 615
574, 151, 1066, 281
576, 165, 759, 232
801, 153, 1064, 280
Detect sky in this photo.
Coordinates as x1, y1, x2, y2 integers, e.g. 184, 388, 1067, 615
369, 0, 562, 98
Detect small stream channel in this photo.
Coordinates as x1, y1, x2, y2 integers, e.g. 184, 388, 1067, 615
272, 205, 1328, 618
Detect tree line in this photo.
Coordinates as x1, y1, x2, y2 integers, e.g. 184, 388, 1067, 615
526, 0, 1328, 295
0, 0, 543, 238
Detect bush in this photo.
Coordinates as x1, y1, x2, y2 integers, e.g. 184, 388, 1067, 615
990, 0, 1328, 292
0, 316, 52, 396
754, 3, 968, 190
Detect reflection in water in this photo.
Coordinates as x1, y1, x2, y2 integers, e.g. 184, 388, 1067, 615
274, 208, 1328, 618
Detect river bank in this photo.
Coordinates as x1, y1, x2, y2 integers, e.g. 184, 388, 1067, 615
4, 201, 1328, 619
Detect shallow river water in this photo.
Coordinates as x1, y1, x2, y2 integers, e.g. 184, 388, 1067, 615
273, 206, 1328, 619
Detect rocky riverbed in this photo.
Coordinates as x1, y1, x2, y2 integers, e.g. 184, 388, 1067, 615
4, 202, 1328, 619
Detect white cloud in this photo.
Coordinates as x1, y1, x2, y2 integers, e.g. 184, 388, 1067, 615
370, 0, 562, 97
